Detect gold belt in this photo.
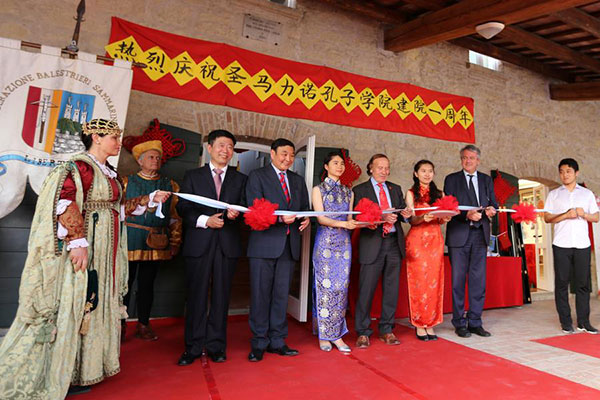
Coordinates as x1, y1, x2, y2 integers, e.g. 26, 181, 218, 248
83, 200, 120, 211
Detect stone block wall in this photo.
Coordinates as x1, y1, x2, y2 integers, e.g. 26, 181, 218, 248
2, 0, 599, 189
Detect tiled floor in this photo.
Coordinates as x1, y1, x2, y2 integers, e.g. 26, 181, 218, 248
397, 296, 600, 390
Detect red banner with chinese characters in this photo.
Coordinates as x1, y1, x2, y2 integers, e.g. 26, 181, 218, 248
106, 17, 475, 143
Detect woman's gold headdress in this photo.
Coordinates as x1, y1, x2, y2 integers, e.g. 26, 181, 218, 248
82, 119, 122, 136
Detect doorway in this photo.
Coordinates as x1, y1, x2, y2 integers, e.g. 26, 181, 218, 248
518, 179, 554, 292
201, 135, 315, 322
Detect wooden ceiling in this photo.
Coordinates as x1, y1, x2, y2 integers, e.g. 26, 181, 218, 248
317, 0, 600, 100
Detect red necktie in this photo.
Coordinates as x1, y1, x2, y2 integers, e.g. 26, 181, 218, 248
279, 172, 291, 204
280, 172, 290, 234
378, 183, 392, 236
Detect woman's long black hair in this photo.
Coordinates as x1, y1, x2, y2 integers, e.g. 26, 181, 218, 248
411, 159, 442, 204
320, 150, 345, 182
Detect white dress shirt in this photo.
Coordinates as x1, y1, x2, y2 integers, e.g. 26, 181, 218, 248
545, 184, 599, 249
196, 162, 229, 229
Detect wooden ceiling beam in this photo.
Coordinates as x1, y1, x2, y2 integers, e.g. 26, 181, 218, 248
384, 0, 593, 52
549, 81, 600, 100
397, 0, 446, 11
556, 35, 600, 46
451, 36, 574, 82
498, 25, 600, 73
571, 42, 600, 51
552, 8, 600, 39
527, 21, 564, 33
372, 0, 404, 5
317, 0, 408, 25
543, 28, 584, 40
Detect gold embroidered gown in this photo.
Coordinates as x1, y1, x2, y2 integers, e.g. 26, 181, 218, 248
0, 153, 151, 400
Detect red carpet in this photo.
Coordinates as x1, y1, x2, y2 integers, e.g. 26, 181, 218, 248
78, 318, 600, 400
534, 332, 600, 359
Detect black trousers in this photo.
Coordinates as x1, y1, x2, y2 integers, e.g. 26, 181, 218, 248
248, 237, 295, 350
184, 239, 237, 356
552, 245, 591, 326
355, 234, 401, 337
448, 227, 487, 329
124, 260, 159, 325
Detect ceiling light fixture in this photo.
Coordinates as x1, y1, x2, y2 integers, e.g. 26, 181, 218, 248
475, 22, 505, 39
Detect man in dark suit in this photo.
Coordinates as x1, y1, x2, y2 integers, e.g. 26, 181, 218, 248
353, 154, 412, 349
444, 144, 498, 338
246, 138, 310, 362
176, 130, 247, 365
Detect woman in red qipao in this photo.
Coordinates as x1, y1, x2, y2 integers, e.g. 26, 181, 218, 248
405, 160, 451, 341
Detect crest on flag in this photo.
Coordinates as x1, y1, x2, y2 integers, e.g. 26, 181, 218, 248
21, 87, 96, 154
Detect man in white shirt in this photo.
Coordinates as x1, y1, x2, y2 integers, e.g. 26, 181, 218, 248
544, 158, 599, 334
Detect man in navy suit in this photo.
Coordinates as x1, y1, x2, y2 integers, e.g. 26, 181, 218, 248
444, 145, 498, 338
176, 130, 247, 365
246, 138, 310, 362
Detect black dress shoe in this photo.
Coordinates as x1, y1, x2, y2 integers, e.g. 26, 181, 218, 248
266, 345, 299, 356
207, 350, 227, 363
468, 326, 491, 337
415, 329, 429, 341
177, 351, 199, 366
455, 326, 471, 338
248, 348, 264, 362
427, 334, 438, 341
67, 385, 91, 396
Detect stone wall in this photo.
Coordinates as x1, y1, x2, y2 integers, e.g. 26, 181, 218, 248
2, 0, 600, 189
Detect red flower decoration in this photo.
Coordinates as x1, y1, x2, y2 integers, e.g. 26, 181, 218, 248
244, 198, 279, 231
432, 195, 459, 211
355, 198, 382, 223
511, 202, 537, 224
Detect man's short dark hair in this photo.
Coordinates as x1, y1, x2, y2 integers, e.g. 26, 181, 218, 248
559, 158, 579, 172
207, 129, 237, 146
271, 138, 295, 152
366, 153, 388, 176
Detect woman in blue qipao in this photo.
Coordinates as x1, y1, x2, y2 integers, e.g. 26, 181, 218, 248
312, 151, 358, 353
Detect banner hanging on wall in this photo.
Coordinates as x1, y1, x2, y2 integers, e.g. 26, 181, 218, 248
106, 17, 475, 143
0, 41, 133, 219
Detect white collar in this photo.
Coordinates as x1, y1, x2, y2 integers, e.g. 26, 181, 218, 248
87, 153, 117, 179
210, 161, 228, 174
558, 184, 582, 192
370, 177, 385, 187
272, 164, 287, 176
463, 170, 478, 178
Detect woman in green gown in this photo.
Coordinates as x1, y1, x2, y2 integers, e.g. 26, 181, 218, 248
0, 119, 170, 399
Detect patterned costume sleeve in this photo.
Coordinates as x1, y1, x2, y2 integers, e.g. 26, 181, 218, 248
58, 202, 85, 243
169, 180, 182, 249
57, 162, 94, 242
122, 193, 150, 216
